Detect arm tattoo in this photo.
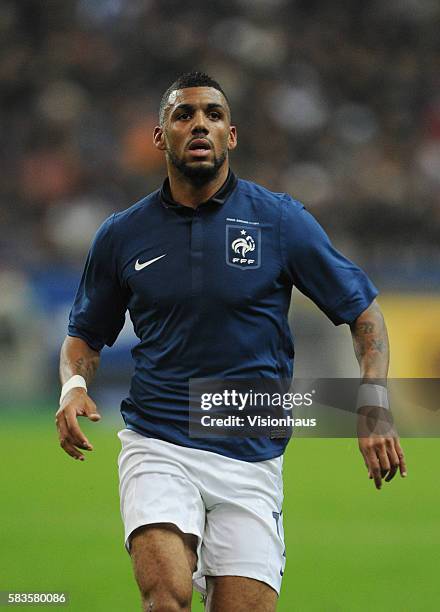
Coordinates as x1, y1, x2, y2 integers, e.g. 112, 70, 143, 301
369, 338, 385, 352
358, 321, 375, 335
73, 356, 99, 384
350, 303, 389, 379
354, 335, 385, 358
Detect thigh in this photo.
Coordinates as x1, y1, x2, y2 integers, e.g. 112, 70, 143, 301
118, 431, 205, 550
130, 523, 198, 607
196, 456, 286, 597
205, 575, 277, 612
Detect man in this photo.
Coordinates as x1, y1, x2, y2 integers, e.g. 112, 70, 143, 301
56, 72, 407, 612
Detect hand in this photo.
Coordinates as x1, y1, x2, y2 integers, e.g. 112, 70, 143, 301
357, 406, 407, 489
55, 388, 101, 461
358, 435, 407, 489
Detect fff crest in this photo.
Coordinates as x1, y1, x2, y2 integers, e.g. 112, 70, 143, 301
226, 225, 261, 269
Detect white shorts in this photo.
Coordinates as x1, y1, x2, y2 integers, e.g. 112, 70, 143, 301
117, 429, 286, 596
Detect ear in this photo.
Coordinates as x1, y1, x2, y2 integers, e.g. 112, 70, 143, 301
228, 125, 238, 151
153, 126, 166, 151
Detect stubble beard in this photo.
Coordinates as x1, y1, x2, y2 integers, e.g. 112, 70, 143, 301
167, 148, 227, 187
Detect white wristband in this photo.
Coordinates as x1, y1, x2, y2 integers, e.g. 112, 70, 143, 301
356, 384, 389, 411
60, 375, 87, 404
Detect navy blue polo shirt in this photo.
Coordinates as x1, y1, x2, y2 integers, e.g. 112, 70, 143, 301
68, 171, 377, 461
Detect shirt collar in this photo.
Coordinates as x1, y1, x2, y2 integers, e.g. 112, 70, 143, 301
159, 170, 237, 211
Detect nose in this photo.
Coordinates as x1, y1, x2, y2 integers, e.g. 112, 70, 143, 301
191, 110, 209, 135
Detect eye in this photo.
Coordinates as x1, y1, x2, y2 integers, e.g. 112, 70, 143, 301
208, 111, 221, 120
177, 112, 191, 120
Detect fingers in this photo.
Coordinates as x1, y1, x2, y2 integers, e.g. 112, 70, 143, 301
83, 400, 101, 423
64, 407, 93, 451
360, 437, 407, 489
384, 439, 399, 482
394, 437, 408, 478
366, 448, 383, 490
55, 410, 85, 461
55, 396, 100, 460
377, 445, 391, 480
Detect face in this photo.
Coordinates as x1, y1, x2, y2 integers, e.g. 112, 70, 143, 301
154, 87, 237, 185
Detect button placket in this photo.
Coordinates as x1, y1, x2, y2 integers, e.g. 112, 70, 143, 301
190, 209, 203, 299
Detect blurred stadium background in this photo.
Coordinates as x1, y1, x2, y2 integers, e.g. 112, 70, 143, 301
1, 1, 439, 610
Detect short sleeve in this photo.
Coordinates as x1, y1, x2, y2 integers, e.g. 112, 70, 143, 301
68, 214, 128, 350
281, 197, 378, 325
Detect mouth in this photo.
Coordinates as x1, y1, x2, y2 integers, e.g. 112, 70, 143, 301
187, 139, 212, 158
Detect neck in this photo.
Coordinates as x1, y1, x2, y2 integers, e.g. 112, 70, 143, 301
167, 163, 229, 208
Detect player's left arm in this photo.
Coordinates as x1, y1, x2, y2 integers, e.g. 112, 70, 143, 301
350, 299, 407, 489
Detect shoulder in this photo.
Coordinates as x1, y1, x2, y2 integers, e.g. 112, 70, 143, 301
90, 190, 160, 252
112, 189, 161, 231
236, 178, 286, 202
236, 178, 304, 212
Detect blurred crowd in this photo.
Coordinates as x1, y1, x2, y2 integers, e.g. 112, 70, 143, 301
1, 0, 439, 275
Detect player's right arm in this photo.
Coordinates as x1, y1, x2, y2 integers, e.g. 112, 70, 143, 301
58, 215, 127, 459
56, 336, 102, 461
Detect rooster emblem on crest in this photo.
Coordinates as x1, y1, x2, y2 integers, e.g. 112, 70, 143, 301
231, 233, 256, 257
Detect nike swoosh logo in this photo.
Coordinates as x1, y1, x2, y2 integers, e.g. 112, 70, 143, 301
135, 254, 167, 271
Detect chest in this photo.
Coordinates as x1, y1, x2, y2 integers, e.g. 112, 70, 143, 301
119, 208, 284, 312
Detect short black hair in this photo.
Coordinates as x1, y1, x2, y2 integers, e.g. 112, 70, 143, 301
159, 71, 230, 125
